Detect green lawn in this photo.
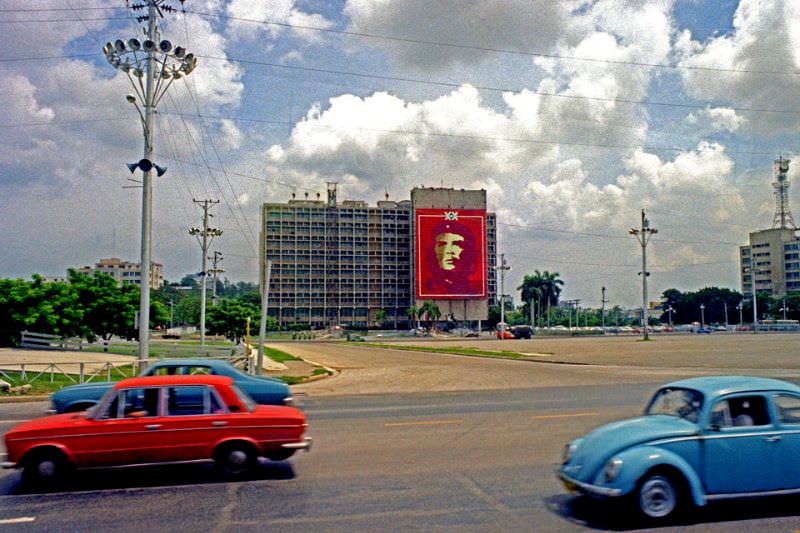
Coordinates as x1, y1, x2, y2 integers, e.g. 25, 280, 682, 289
360, 342, 554, 360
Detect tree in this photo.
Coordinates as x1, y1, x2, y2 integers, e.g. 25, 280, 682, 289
406, 305, 420, 328
67, 270, 139, 341
661, 287, 744, 325
419, 301, 441, 329
375, 309, 387, 328
517, 270, 564, 327
206, 298, 261, 343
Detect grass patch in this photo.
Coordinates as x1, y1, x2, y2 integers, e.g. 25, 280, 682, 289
360, 343, 550, 360
263, 346, 299, 363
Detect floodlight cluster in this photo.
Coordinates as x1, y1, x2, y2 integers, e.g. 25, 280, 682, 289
102, 38, 197, 80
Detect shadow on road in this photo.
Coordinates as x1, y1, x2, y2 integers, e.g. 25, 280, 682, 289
546, 493, 800, 530
1, 459, 296, 496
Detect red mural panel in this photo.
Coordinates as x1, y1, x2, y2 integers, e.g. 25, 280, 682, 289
415, 209, 487, 300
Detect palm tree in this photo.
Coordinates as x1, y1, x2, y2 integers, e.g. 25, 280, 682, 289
517, 270, 564, 328
406, 305, 420, 329
420, 301, 441, 330
518, 275, 542, 326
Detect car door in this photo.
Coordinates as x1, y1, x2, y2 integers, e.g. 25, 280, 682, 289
154, 385, 233, 462
772, 393, 800, 490
703, 393, 783, 494
74, 386, 163, 467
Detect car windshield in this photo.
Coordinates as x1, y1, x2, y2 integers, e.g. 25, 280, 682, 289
645, 387, 703, 423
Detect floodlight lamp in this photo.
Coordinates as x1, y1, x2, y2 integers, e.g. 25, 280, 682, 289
159, 40, 172, 53
128, 38, 141, 51
143, 40, 156, 51
126, 94, 136, 103
171, 69, 183, 79
120, 62, 131, 73
115, 39, 126, 52
133, 68, 144, 78
173, 46, 185, 58
160, 69, 172, 79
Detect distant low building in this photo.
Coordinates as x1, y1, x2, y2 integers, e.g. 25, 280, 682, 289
74, 258, 164, 289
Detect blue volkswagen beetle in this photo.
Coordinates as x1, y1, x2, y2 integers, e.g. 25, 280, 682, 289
559, 376, 800, 522
50, 359, 294, 414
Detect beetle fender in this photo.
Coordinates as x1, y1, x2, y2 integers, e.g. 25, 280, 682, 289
606, 445, 706, 507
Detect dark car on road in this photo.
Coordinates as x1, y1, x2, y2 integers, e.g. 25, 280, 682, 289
50, 359, 293, 414
510, 325, 533, 339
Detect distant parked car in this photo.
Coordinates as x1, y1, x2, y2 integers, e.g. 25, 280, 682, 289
559, 376, 800, 522
4, 375, 311, 487
510, 325, 533, 339
695, 327, 714, 334
50, 359, 293, 414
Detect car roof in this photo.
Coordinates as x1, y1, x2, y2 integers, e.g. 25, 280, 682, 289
660, 376, 800, 398
152, 358, 233, 368
114, 375, 233, 388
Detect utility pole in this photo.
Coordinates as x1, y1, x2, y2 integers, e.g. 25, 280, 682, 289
257, 260, 273, 376
103, 1, 197, 364
629, 209, 658, 340
498, 254, 511, 338
209, 251, 225, 306
601, 286, 608, 330
189, 199, 222, 346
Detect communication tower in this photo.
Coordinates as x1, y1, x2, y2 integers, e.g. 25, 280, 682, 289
772, 157, 796, 229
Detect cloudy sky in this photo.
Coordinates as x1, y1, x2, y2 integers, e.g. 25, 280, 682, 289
1, 0, 799, 309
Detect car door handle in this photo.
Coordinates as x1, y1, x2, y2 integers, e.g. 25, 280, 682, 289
145, 424, 162, 430
212, 421, 227, 426
765, 435, 781, 442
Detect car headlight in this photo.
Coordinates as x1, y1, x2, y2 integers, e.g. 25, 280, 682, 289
562, 443, 578, 464
603, 458, 623, 482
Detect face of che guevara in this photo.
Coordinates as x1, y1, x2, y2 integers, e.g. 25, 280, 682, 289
434, 232, 464, 270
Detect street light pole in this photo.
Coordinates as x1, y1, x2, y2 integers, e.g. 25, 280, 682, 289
498, 254, 510, 338
102, 0, 197, 364
629, 209, 658, 340
700, 304, 705, 329
737, 302, 743, 325
190, 199, 222, 346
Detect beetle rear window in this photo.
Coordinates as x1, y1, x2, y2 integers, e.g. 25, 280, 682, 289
646, 387, 703, 423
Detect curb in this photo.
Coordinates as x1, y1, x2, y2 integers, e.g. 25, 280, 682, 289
0, 394, 49, 404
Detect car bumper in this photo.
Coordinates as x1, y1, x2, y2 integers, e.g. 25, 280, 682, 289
559, 471, 622, 498
2, 461, 16, 469
281, 437, 312, 452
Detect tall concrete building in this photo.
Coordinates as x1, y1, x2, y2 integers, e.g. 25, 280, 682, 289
739, 158, 800, 299
260, 185, 497, 329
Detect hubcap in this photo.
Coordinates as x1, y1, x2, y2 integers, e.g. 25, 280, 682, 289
227, 450, 248, 470
639, 476, 676, 518
37, 460, 56, 479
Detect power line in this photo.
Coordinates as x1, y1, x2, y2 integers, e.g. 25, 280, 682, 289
202, 54, 800, 117
183, 9, 800, 78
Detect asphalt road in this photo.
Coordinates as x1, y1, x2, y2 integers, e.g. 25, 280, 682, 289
1, 335, 799, 531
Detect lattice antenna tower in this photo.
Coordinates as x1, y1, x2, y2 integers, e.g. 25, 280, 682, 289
772, 157, 796, 229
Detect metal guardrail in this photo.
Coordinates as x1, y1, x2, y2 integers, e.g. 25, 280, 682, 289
0, 360, 148, 385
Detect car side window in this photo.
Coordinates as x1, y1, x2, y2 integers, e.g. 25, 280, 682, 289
710, 395, 770, 428
775, 394, 800, 424
121, 387, 160, 418
167, 385, 218, 416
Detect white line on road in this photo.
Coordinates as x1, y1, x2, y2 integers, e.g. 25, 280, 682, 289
0, 517, 36, 525
385, 419, 462, 427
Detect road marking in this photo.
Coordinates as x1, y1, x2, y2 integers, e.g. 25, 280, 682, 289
530, 412, 599, 420
0, 517, 36, 525
385, 419, 462, 427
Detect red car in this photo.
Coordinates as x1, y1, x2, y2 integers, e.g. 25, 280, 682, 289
3, 375, 311, 486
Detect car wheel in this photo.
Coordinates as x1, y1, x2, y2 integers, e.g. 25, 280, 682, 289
214, 443, 256, 478
22, 449, 69, 488
265, 448, 295, 462
636, 473, 680, 521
